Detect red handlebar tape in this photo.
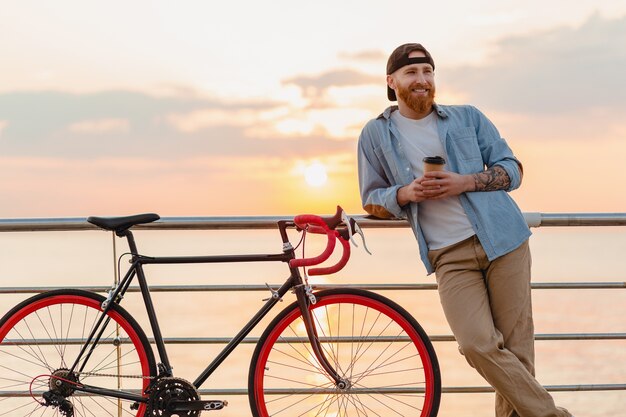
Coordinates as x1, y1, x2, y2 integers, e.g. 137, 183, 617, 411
308, 232, 351, 276
289, 212, 351, 274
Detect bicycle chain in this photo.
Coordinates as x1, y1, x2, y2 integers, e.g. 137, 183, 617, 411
77, 371, 155, 380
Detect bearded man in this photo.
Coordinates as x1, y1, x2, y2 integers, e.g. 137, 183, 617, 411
357, 43, 572, 417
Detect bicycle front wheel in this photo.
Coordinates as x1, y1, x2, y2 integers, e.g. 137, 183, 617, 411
249, 288, 441, 417
0, 289, 156, 417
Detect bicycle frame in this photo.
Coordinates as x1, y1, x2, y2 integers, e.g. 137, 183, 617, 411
66, 220, 343, 403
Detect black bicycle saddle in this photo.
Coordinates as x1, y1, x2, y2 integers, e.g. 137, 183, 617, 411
87, 213, 160, 233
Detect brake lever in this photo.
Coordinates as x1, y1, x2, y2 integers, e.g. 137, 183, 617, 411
340, 210, 372, 255
340, 210, 357, 247
351, 218, 372, 255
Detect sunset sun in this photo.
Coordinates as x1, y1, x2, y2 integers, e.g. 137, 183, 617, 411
303, 162, 328, 187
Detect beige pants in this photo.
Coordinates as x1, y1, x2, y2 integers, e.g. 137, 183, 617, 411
428, 236, 571, 417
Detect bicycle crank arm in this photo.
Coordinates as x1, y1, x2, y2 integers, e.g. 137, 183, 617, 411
169, 399, 228, 412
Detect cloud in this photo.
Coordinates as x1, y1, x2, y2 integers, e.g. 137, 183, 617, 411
68, 118, 130, 134
0, 90, 221, 144
0, 89, 357, 159
165, 108, 264, 133
283, 69, 380, 98
338, 50, 386, 61
442, 13, 626, 114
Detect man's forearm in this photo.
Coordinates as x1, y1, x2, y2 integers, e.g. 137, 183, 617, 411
471, 166, 511, 191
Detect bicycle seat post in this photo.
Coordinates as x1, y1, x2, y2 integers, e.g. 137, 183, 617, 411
117, 229, 140, 255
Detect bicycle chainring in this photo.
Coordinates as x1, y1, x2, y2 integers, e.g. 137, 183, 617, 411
146, 377, 200, 417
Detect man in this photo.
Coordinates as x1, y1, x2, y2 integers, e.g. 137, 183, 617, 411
357, 43, 572, 417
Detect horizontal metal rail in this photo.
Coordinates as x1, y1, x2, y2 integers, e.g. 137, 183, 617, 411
4, 384, 625, 398
1, 281, 624, 294
198, 384, 626, 395
194, 384, 626, 395
2, 212, 626, 232
4, 332, 625, 348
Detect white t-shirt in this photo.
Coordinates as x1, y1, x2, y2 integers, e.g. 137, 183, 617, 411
391, 110, 475, 250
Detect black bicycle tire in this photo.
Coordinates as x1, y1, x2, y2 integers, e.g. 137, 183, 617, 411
248, 287, 441, 417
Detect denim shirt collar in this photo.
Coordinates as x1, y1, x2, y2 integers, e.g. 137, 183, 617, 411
377, 103, 449, 120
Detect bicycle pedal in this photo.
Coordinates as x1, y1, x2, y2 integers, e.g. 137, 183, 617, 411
169, 399, 228, 412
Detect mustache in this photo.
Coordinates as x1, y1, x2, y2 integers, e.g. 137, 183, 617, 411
409, 82, 433, 90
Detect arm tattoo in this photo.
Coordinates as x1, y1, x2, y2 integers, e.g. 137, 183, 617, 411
472, 166, 511, 192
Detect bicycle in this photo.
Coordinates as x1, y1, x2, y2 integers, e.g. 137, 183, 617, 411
0, 206, 441, 417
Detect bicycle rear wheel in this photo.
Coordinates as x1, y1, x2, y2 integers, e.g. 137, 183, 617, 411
249, 288, 441, 417
0, 289, 156, 417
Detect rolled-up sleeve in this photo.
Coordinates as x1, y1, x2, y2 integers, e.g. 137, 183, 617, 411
357, 124, 405, 219
471, 106, 523, 191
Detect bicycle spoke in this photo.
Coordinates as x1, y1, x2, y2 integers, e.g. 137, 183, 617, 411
265, 379, 335, 406
354, 382, 425, 414
73, 396, 94, 417
61, 304, 76, 364
0, 352, 51, 379
81, 325, 130, 375
267, 381, 336, 416
0, 400, 41, 417
315, 393, 340, 417
311, 305, 348, 380
346, 393, 383, 417
85, 394, 117, 417
281, 322, 333, 376
352, 365, 424, 380
351, 334, 415, 386
267, 359, 330, 375
265, 373, 332, 389
22, 317, 55, 371
345, 309, 383, 377
344, 391, 370, 417
345, 314, 394, 380
4, 328, 46, 371
272, 341, 327, 376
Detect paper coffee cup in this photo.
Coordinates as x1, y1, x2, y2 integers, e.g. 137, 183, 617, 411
423, 156, 446, 172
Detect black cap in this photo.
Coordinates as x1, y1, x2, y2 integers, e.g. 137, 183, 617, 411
386, 43, 435, 101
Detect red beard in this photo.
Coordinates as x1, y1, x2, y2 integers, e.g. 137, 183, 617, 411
397, 83, 435, 115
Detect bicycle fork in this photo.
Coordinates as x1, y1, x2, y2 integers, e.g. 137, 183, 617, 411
294, 285, 350, 390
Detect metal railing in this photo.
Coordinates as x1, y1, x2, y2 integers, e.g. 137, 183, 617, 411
1, 212, 625, 398
2, 212, 626, 232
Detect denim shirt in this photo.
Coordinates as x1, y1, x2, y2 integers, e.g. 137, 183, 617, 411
357, 104, 531, 274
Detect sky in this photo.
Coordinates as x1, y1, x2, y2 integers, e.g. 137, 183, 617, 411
1, 0, 626, 217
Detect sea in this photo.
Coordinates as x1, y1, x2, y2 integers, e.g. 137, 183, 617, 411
0, 225, 625, 416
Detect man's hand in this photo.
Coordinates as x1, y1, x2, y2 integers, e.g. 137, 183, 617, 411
420, 171, 475, 200
397, 178, 434, 206
397, 172, 472, 206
